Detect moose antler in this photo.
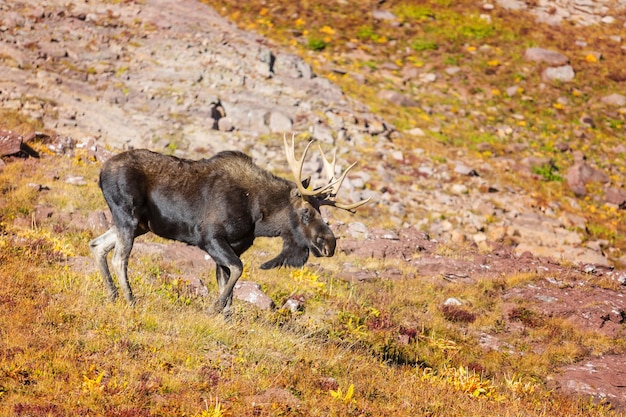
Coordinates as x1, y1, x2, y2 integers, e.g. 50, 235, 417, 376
316, 145, 371, 212
283, 133, 370, 213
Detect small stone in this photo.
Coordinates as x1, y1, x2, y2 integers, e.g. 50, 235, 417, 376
583, 265, 596, 274
267, 111, 293, 133
454, 163, 479, 176
0, 129, 23, 156
347, 222, 369, 238
450, 230, 466, 245
419, 73, 437, 83
524, 47, 569, 66
217, 116, 234, 132
372, 10, 397, 20
377, 90, 419, 107
406, 127, 425, 136
418, 165, 433, 176
605, 187, 626, 208
542, 65, 575, 82
601, 16, 615, 24
536, 295, 557, 303
444, 297, 463, 306
579, 114, 595, 128
234, 281, 274, 310
65, 176, 88, 186
601, 93, 626, 107
450, 184, 468, 195
391, 150, 404, 161
506, 85, 520, 97
282, 298, 303, 313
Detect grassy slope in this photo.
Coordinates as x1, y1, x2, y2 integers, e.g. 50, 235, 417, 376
1, 0, 626, 415
0, 146, 621, 415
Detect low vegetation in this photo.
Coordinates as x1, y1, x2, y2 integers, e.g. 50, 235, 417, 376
0, 131, 622, 416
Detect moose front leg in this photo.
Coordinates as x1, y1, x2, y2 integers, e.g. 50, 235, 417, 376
205, 238, 244, 315
214, 265, 230, 310
212, 261, 243, 315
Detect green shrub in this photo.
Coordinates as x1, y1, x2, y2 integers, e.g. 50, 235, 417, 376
394, 4, 435, 21
307, 37, 327, 51
411, 38, 438, 52
532, 163, 563, 182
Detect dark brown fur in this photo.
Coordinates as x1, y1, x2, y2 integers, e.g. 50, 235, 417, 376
89, 149, 336, 313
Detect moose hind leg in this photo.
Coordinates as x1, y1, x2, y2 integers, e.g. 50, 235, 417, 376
111, 228, 136, 304
89, 227, 119, 301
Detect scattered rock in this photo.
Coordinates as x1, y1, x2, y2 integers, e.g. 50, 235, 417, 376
377, 90, 419, 107
566, 151, 609, 196
345, 222, 369, 239
282, 298, 301, 313
550, 355, 626, 411
505, 85, 520, 97
497, 0, 624, 26
450, 184, 468, 195
64, 175, 88, 186
86, 211, 111, 232
245, 387, 301, 409
336, 268, 378, 282
372, 10, 398, 21
605, 187, 626, 208
274, 53, 314, 79
406, 127, 425, 136
233, 281, 274, 310
454, 163, 479, 176
524, 47, 569, 65
601, 93, 626, 106
217, 116, 235, 132
541, 65, 575, 82
0, 129, 24, 156
444, 297, 463, 306
267, 111, 293, 133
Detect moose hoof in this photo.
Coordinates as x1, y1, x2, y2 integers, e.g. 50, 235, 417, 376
107, 290, 119, 302
211, 300, 225, 315
211, 300, 233, 318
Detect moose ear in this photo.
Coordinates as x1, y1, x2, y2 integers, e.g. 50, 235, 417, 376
291, 176, 311, 198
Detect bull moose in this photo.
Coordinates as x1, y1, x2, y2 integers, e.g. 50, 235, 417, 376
89, 134, 369, 314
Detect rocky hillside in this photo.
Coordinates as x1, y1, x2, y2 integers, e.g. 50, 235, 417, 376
2, 0, 626, 269
2, 0, 626, 412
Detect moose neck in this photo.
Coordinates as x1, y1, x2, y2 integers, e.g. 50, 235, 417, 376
256, 184, 313, 270
252, 180, 296, 239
